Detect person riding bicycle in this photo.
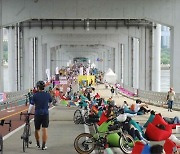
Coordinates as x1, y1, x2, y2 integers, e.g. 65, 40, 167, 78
28, 81, 52, 150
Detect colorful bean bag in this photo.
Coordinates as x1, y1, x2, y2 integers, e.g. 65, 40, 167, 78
152, 114, 168, 126
132, 141, 145, 154
97, 121, 120, 147
60, 100, 68, 106
145, 123, 172, 141
144, 114, 155, 127
130, 119, 144, 136
97, 112, 108, 126
164, 139, 180, 154
169, 123, 180, 129
141, 144, 151, 154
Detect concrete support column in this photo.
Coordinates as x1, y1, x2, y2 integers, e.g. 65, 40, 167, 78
23, 29, 30, 89
58, 47, 61, 68
139, 28, 146, 90
133, 38, 140, 89
128, 37, 133, 87
0, 28, 3, 92
112, 48, 115, 72
8, 28, 16, 91
120, 44, 125, 84
124, 37, 129, 86
29, 38, 34, 87
42, 43, 47, 80
37, 36, 43, 81
170, 23, 180, 92
152, 24, 161, 92
51, 47, 56, 75
105, 50, 109, 72
46, 44, 51, 76
145, 27, 152, 91
55, 48, 59, 68
116, 43, 121, 82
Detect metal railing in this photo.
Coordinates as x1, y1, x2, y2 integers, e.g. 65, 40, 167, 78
0, 90, 29, 111
118, 82, 180, 109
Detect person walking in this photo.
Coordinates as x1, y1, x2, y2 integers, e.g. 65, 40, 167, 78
110, 86, 115, 97
28, 81, 52, 150
167, 87, 175, 112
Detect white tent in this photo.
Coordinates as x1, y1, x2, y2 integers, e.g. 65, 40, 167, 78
103, 68, 117, 84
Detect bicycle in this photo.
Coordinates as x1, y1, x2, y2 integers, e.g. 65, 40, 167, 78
74, 119, 135, 154
73, 101, 92, 126
0, 119, 12, 154
20, 112, 34, 152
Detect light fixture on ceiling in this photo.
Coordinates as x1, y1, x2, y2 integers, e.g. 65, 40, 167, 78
86, 19, 90, 31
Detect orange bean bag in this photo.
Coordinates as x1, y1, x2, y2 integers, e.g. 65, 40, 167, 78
145, 123, 172, 141
132, 141, 144, 154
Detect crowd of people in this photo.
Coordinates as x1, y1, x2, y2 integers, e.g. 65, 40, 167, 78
26, 63, 179, 153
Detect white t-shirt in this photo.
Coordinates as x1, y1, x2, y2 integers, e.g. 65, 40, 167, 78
134, 104, 140, 112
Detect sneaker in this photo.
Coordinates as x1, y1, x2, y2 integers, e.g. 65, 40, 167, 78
36, 144, 41, 149
42, 146, 47, 150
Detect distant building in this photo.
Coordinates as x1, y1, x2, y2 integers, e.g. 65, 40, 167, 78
161, 26, 170, 48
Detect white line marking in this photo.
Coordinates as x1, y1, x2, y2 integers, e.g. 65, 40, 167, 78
3, 106, 55, 140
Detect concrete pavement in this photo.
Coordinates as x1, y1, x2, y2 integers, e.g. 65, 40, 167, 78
3, 84, 180, 154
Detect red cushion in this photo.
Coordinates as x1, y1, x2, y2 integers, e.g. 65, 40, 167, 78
145, 123, 172, 141
164, 139, 177, 154
152, 114, 168, 126
169, 123, 180, 129
132, 141, 144, 154
97, 112, 108, 126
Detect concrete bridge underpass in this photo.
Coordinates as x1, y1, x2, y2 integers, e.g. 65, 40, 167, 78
0, 0, 180, 106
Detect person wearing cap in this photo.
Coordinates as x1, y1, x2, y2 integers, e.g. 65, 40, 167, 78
167, 87, 175, 112
28, 81, 52, 150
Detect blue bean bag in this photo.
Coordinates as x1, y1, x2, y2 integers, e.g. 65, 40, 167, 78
144, 114, 155, 127
130, 119, 145, 136
141, 144, 150, 154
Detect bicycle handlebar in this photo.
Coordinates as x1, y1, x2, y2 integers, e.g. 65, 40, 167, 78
0, 119, 12, 131
20, 112, 34, 120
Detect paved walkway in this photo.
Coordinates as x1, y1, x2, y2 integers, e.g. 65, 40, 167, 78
3, 84, 180, 154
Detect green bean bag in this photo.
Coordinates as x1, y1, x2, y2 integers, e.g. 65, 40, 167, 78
97, 121, 120, 147
60, 100, 68, 106
143, 114, 155, 127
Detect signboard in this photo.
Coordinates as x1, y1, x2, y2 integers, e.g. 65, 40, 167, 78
59, 77, 67, 85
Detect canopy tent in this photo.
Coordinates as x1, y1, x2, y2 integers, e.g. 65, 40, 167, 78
103, 68, 117, 84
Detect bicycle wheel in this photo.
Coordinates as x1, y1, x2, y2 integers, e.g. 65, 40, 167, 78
0, 134, 3, 154
74, 133, 95, 154
22, 125, 29, 152
84, 111, 93, 126
119, 134, 135, 154
73, 110, 83, 124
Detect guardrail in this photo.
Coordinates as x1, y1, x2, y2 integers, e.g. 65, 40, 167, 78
138, 90, 180, 108
0, 84, 53, 111
0, 90, 29, 111
117, 82, 180, 109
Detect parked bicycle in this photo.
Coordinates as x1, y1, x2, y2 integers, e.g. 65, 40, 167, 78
73, 101, 91, 126
74, 118, 135, 154
20, 112, 34, 152
0, 119, 12, 154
